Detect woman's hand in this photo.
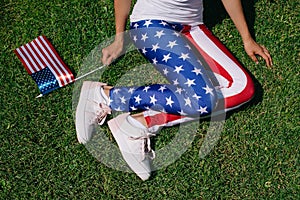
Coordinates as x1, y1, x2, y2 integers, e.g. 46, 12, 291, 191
101, 35, 124, 65
102, 0, 132, 65
243, 37, 273, 67
221, 0, 273, 67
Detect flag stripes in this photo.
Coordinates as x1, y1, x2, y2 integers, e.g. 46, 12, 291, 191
14, 36, 74, 88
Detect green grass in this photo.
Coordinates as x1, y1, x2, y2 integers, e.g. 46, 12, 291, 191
1, 0, 299, 199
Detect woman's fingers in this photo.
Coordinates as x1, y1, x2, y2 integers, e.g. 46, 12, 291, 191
258, 45, 273, 67
102, 48, 115, 65
249, 53, 259, 65
101, 40, 124, 65
245, 42, 273, 67
263, 46, 273, 67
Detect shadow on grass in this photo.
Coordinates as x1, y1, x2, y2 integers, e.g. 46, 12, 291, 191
204, 0, 258, 39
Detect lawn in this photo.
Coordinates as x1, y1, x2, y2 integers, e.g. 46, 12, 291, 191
0, 0, 299, 199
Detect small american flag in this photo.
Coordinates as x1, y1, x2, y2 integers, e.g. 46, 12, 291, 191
14, 35, 75, 95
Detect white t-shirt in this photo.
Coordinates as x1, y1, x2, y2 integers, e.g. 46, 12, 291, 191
130, 0, 204, 25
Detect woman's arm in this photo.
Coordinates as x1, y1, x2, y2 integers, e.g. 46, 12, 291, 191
102, 0, 132, 65
114, 0, 132, 35
221, 0, 272, 67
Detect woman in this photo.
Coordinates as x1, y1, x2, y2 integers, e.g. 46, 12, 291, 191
76, 0, 272, 180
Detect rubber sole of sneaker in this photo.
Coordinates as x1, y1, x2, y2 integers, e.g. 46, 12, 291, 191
76, 81, 106, 144
76, 81, 94, 143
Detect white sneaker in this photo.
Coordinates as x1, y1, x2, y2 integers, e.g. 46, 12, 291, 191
108, 113, 155, 181
76, 81, 111, 144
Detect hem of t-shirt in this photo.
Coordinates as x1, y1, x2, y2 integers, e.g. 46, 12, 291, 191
130, 15, 204, 26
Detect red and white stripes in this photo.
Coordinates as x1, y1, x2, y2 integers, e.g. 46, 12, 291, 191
14, 36, 74, 87
185, 24, 255, 109
144, 24, 255, 131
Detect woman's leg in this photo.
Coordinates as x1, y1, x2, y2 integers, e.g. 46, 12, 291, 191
77, 20, 220, 145
105, 21, 222, 180
143, 24, 255, 132
108, 20, 218, 118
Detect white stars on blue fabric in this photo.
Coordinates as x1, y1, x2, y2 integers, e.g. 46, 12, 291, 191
143, 20, 153, 28
113, 88, 120, 94
143, 86, 151, 92
141, 33, 149, 42
192, 67, 202, 75
203, 85, 214, 96
179, 53, 190, 61
128, 87, 135, 94
158, 85, 167, 92
184, 97, 192, 107
152, 57, 158, 65
167, 40, 178, 49
175, 87, 184, 94
134, 95, 142, 104
184, 79, 196, 87
132, 35, 138, 42
173, 79, 179, 85
151, 43, 160, 52
155, 30, 165, 38
197, 106, 208, 114
141, 47, 147, 55
162, 53, 172, 63
109, 20, 217, 117
31, 67, 59, 95
149, 94, 157, 105
174, 65, 184, 74
163, 68, 169, 75
133, 23, 139, 29
165, 96, 175, 107
120, 96, 126, 104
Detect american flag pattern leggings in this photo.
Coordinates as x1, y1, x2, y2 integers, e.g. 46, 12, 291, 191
109, 20, 255, 132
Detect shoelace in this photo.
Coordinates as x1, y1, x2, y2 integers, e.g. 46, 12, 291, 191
129, 132, 156, 160
95, 103, 112, 125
